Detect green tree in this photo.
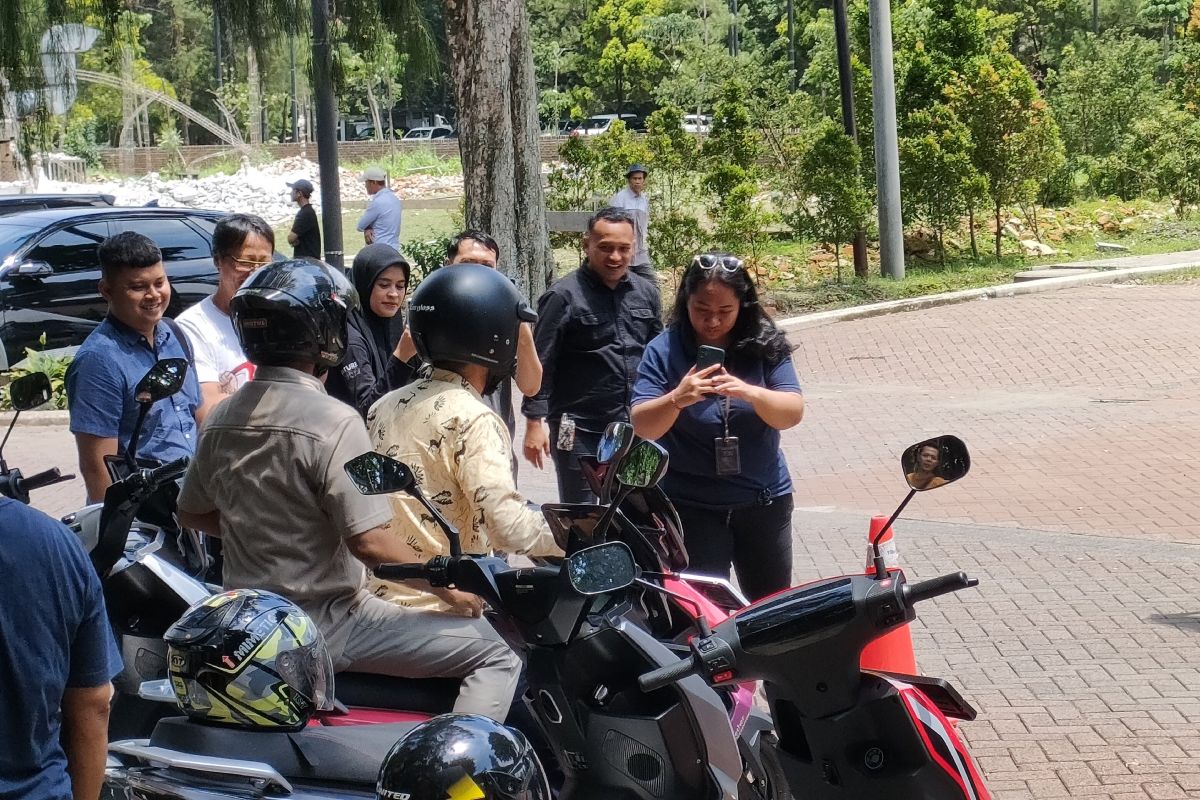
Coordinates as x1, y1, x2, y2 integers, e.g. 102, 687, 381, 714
947, 47, 1064, 259
579, 0, 669, 112
899, 105, 988, 264
701, 80, 773, 262
800, 122, 871, 282
1124, 105, 1200, 215
643, 105, 703, 275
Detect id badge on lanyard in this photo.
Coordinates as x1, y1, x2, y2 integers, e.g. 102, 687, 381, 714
714, 396, 741, 476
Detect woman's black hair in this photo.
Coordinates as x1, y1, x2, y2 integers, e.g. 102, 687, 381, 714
670, 253, 793, 365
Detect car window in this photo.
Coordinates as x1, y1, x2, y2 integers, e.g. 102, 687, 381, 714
114, 217, 211, 262
25, 222, 110, 273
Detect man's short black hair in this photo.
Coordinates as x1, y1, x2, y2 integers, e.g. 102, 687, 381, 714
446, 230, 500, 262
212, 213, 275, 260
586, 206, 635, 234
98, 232, 162, 282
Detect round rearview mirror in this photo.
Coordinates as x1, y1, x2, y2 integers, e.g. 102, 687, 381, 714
902, 435, 970, 491
135, 358, 189, 404
565, 542, 638, 595
344, 452, 417, 495
596, 422, 635, 465
7, 372, 51, 411
614, 440, 669, 489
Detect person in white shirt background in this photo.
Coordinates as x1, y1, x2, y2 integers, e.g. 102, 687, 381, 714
356, 165, 403, 250
176, 214, 275, 424
609, 163, 655, 286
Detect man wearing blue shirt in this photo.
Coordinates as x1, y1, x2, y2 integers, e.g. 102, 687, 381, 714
356, 166, 402, 250
66, 231, 201, 504
0, 498, 123, 800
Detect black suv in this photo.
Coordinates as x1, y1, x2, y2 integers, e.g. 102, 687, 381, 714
0, 207, 230, 369
0, 194, 116, 216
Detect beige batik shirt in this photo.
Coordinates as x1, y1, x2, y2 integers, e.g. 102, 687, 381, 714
365, 368, 560, 608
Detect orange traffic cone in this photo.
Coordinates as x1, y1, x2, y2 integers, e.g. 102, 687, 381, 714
860, 515, 918, 675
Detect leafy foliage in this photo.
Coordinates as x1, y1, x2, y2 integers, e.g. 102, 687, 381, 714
1, 334, 71, 411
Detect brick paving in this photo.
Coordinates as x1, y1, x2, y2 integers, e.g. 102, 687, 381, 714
16, 279, 1200, 798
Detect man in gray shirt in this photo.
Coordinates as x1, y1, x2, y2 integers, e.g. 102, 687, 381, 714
178, 258, 520, 721
356, 166, 403, 250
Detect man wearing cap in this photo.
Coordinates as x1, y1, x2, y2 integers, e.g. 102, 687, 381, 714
356, 166, 403, 251
609, 164, 654, 284
287, 179, 321, 260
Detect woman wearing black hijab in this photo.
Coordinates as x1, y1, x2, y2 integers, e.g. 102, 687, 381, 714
326, 243, 417, 416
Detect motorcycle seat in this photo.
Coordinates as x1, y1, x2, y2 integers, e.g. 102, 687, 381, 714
149, 715, 417, 785
334, 671, 460, 713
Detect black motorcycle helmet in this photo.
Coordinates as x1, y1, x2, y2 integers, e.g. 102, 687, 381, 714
407, 264, 537, 388
376, 714, 550, 800
231, 258, 359, 372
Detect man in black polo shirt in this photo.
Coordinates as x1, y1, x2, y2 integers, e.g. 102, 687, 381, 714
522, 207, 663, 503
286, 178, 322, 259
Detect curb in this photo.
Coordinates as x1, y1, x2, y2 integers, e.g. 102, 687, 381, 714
0, 409, 70, 427
775, 260, 1200, 331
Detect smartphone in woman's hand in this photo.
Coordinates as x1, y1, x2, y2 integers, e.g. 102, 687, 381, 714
695, 345, 725, 372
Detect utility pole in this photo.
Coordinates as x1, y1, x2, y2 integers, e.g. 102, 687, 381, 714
1092, 0, 1099, 34
728, 0, 739, 57
311, 0, 343, 269
834, 0, 869, 279
290, 33, 300, 143
787, 0, 796, 89
868, 0, 905, 279
213, 8, 223, 88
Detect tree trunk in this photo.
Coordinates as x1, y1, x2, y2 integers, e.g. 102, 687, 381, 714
366, 81, 384, 141
968, 207, 978, 259
247, 46, 262, 146
993, 199, 1002, 261
444, 0, 554, 301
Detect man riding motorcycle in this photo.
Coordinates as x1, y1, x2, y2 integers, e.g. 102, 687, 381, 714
365, 264, 561, 611
175, 258, 521, 721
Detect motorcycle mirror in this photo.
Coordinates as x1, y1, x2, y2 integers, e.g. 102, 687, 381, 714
344, 451, 416, 495
0, 371, 53, 471
7, 372, 51, 411
343, 452, 464, 558
901, 435, 970, 492
614, 440, 669, 489
565, 542, 638, 595
135, 358, 189, 405
596, 422, 635, 465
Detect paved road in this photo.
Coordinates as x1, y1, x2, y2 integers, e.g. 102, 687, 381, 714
18, 279, 1200, 798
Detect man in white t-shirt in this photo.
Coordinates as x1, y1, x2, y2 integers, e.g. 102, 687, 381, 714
176, 214, 275, 424
609, 163, 653, 284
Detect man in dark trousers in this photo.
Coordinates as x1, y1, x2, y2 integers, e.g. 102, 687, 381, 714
0, 498, 122, 800
521, 206, 663, 503
287, 178, 321, 259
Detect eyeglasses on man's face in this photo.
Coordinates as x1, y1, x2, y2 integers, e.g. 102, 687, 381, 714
229, 256, 273, 273
692, 254, 744, 274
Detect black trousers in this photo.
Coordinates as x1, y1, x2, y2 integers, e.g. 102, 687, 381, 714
547, 420, 602, 504
675, 494, 795, 601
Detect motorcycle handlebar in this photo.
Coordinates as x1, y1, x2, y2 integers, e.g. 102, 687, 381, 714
902, 571, 978, 606
21, 468, 73, 492
638, 653, 699, 693
374, 562, 428, 581
146, 457, 189, 486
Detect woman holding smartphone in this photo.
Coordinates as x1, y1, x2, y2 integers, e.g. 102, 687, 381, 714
631, 253, 805, 600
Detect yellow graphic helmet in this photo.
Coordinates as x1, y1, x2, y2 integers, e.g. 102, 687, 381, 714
164, 589, 335, 731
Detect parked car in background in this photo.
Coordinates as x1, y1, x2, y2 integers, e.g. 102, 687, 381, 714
572, 113, 644, 136
402, 126, 455, 140
0, 206, 280, 369
0, 194, 115, 216
682, 114, 712, 134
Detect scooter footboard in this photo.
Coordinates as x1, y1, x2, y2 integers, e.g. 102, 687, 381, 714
765, 674, 991, 799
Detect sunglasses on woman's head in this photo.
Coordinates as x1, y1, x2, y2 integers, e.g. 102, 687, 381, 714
692, 254, 744, 273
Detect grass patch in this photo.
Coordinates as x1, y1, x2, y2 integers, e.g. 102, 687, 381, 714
271, 206, 459, 262
343, 147, 462, 178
